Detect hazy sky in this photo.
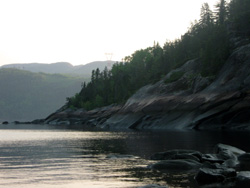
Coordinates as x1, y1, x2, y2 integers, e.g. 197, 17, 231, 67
0, 0, 219, 66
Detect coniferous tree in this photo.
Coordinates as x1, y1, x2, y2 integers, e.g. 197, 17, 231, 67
215, 0, 228, 25
95, 68, 100, 80
229, 0, 250, 37
66, 0, 245, 110
199, 3, 213, 28
91, 70, 95, 82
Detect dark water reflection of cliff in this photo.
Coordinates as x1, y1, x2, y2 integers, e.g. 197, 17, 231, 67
0, 124, 249, 188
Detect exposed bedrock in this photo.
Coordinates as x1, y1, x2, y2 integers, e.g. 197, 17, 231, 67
38, 43, 250, 130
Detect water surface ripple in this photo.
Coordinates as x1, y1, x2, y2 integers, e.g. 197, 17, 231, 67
0, 124, 250, 188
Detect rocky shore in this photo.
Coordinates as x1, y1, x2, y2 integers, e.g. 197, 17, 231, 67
25, 43, 250, 131
150, 143, 250, 187
106, 143, 250, 188
144, 143, 250, 188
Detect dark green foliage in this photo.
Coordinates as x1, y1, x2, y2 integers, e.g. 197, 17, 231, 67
229, 0, 250, 37
199, 3, 214, 27
215, 0, 228, 25
67, 0, 250, 110
165, 71, 185, 84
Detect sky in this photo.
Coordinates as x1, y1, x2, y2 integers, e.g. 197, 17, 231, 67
0, 0, 220, 66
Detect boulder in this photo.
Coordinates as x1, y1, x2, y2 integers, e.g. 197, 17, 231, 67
201, 144, 246, 167
193, 144, 250, 186
210, 143, 246, 168
173, 153, 200, 162
214, 143, 246, 158
195, 167, 236, 185
148, 159, 201, 172
201, 154, 225, 164
223, 158, 239, 168
201, 161, 221, 169
2, 121, 8, 124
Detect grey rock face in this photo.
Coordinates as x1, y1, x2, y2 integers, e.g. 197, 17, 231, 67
101, 43, 250, 130
37, 43, 250, 131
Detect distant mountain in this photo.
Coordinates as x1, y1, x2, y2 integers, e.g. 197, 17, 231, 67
0, 60, 117, 122
71, 61, 115, 75
1, 62, 73, 74
1, 61, 116, 76
0, 68, 85, 122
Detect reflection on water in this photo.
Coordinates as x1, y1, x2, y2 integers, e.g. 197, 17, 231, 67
0, 124, 250, 188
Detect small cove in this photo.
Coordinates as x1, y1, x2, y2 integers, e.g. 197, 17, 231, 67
0, 124, 250, 188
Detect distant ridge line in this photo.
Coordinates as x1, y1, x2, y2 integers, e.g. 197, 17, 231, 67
1, 61, 117, 75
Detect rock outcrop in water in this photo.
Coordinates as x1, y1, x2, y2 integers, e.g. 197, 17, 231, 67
32, 43, 250, 130
149, 143, 250, 187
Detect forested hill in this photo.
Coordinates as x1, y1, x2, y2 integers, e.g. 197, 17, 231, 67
66, 0, 250, 110
0, 68, 84, 122
1, 61, 116, 77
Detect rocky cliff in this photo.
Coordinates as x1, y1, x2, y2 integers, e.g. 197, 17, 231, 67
38, 43, 250, 130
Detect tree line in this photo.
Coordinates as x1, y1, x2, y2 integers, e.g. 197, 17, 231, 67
67, 0, 250, 110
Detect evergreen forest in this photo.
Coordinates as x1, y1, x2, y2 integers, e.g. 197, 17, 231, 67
67, 0, 250, 110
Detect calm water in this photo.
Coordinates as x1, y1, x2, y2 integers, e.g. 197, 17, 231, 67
0, 124, 250, 188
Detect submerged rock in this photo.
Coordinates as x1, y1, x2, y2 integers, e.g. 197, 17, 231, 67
148, 159, 201, 172
150, 149, 202, 161
238, 153, 250, 162
2, 121, 8, 125
195, 167, 236, 185
238, 153, 250, 170
194, 144, 250, 186
106, 154, 139, 159
137, 184, 168, 188
149, 144, 250, 187
236, 171, 250, 188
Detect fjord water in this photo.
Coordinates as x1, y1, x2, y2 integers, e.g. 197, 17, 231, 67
0, 124, 250, 188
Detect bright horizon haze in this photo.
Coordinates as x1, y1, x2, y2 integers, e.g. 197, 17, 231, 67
0, 0, 220, 66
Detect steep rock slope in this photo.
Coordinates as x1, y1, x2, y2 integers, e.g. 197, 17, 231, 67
42, 43, 250, 130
